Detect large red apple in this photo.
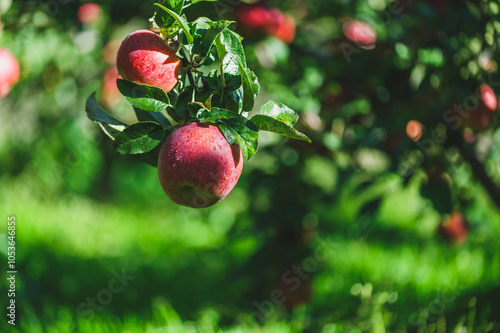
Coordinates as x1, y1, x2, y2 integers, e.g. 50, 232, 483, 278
0, 48, 20, 98
157, 122, 244, 208
342, 20, 377, 50
116, 29, 181, 93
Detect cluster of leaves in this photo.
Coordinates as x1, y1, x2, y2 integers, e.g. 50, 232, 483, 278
85, 0, 310, 166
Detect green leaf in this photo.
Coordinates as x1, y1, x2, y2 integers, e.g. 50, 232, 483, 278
133, 107, 172, 128
219, 29, 246, 65
251, 114, 311, 143
114, 121, 167, 155
133, 143, 163, 167
197, 107, 258, 160
216, 29, 247, 91
219, 117, 259, 160
85, 92, 126, 139
175, 86, 195, 118
202, 74, 222, 91
117, 79, 171, 112
153, 0, 184, 30
259, 101, 299, 126
238, 59, 259, 112
155, 2, 193, 44
185, 0, 218, 5
222, 54, 241, 91
166, 105, 183, 122
251, 102, 310, 143
226, 88, 243, 114
196, 107, 240, 123
193, 19, 233, 62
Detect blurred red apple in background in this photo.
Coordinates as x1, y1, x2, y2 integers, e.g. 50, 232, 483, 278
78, 3, 101, 25
406, 120, 423, 141
237, 4, 296, 44
266, 9, 296, 44
459, 84, 498, 131
0, 48, 20, 98
100, 67, 123, 108
236, 4, 272, 29
438, 211, 469, 244
343, 20, 377, 50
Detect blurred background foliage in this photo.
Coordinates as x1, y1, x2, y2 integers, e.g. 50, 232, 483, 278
1, 0, 500, 332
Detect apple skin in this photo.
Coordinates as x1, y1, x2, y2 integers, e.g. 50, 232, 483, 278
116, 29, 181, 93
157, 122, 244, 208
342, 20, 377, 49
0, 48, 20, 98
78, 3, 101, 25
438, 211, 469, 245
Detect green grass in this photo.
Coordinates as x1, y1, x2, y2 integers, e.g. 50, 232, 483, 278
1, 171, 500, 332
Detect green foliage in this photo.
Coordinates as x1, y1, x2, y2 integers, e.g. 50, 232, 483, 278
85, 1, 308, 164
117, 79, 171, 113
2, 0, 500, 332
251, 102, 311, 142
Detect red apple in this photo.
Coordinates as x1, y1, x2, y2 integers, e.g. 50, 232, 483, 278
406, 120, 423, 141
273, 275, 312, 310
100, 67, 123, 108
0, 48, 20, 98
266, 9, 296, 44
342, 20, 377, 50
236, 4, 272, 29
479, 83, 497, 110
116, 29, 181, 93
78, 3, 101, 25
438, 211, 469, 244
460, 84, 498, 131
157, 122, 243, 208
237, 5, 296, 44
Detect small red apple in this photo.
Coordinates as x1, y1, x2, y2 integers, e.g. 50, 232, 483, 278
406, 120, 423, 141
460, 84, 498, 131
273, 274, 312, 310
266, 9, 296, 44
438, 211, 469, 244
236, 4, 272, 29
100, 67, 123, 108
116, 29, 181, 93
157, 122, 243, 208
237, 5, 295, 44
342, 20, 377, 50
0, 48, 20, 98
479, 83, 497, 111
78, 3, 101, 25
